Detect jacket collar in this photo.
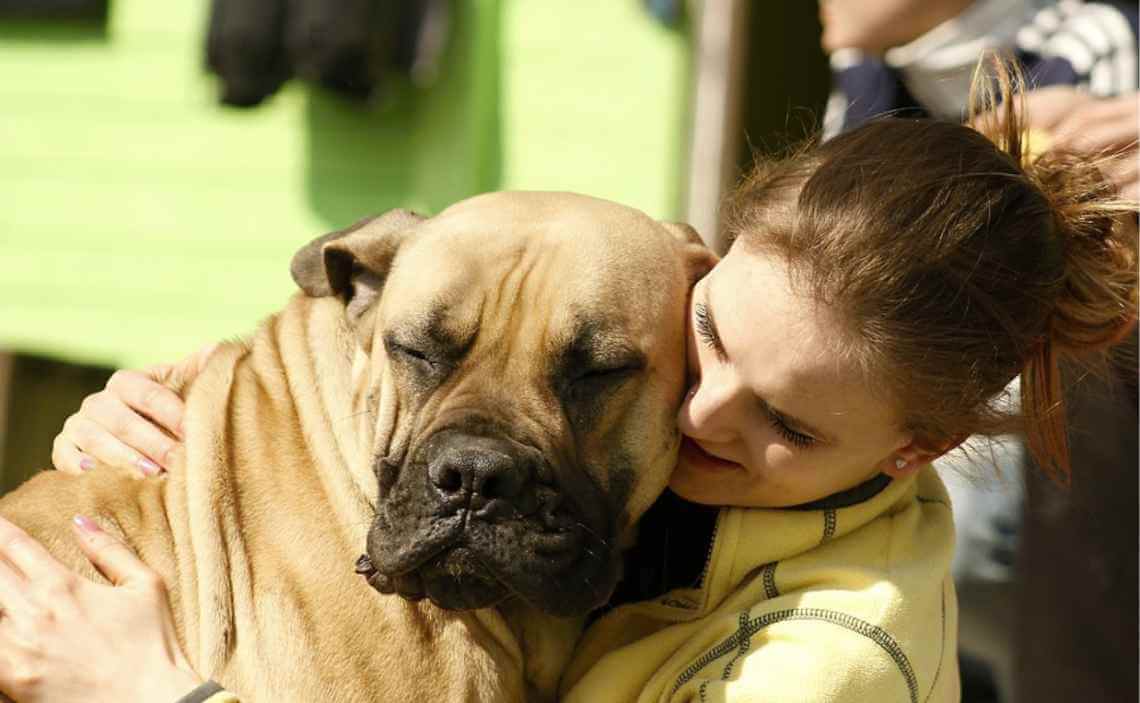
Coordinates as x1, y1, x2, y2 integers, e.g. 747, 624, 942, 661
684, 468, 942, 615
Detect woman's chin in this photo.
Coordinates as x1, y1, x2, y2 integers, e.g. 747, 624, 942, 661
667, 437, 745, 503
668, 463, 740, 506
668, 473, 724, 506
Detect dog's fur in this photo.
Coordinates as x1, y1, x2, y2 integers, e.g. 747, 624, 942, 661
1, 192, 713, 701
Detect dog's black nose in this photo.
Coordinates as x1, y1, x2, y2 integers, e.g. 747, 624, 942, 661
428, 435, 532, 514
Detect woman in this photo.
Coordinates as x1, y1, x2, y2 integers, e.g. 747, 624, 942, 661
1, 62, 1134, 701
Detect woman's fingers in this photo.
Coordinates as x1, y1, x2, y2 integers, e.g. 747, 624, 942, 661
175, 343, 218, 384
105, 369, 187, 441
0, 518, 69, 586
0, 518, 68, 621
70, 516, 158, 591
48, 345, 209, 477
0, 557, 31, 621
0, 517, 203, 702
59, 414, 161, 477
50, 434, 93, 475
80, 392, 180, 472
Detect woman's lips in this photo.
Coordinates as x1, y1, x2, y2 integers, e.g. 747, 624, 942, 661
679, 436, 743, 472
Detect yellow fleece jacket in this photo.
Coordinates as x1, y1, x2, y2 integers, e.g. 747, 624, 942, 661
559, 466, 959, 702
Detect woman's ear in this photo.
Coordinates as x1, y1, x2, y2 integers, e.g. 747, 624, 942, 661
882, 434, 967, 478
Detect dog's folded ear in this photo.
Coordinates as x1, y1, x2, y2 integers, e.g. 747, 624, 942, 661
660, 221, 719, 286
291, 209, 426, 319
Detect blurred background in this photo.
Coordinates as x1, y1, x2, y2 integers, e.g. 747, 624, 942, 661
0, 0, 829, 482
0, 1, 1135, 702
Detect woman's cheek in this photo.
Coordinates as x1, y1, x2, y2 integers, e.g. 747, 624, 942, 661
758, 444, 790, 475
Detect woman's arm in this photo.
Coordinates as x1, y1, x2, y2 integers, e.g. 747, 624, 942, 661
0, 515, 209, 702
51, 345, 216, 476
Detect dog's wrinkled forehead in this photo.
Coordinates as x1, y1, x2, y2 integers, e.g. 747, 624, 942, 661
380, 192, 682, 330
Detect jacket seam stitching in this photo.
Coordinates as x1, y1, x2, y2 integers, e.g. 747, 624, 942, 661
821, 508, 837, 543
761, 562, 779, 600
922, 578, 950, 703
720, 611, 753, 679
670, 607, 920, 703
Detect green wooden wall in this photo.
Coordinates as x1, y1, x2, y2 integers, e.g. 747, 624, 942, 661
0, 0, 690, 370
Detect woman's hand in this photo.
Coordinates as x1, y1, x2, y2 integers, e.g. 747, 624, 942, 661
0, 515, 202, 702
51, 345, 216, 477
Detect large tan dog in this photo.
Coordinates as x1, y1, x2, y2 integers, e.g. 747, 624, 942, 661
0, 192, 712, 701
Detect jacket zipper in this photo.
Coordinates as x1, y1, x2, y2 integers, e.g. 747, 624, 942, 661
692, 508, 723, 591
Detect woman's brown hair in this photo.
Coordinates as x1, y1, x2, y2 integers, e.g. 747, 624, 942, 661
724, 56, 1138, 483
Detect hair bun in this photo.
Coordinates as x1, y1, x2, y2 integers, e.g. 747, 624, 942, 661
968, 53, 1138, 356
1028, 150, 1138, 352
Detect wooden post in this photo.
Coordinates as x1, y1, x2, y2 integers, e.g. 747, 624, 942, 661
684, 0, 750, 254
0, 352, 11, 482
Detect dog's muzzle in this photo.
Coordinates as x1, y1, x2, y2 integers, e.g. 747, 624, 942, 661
360, 428, 617, 615
426, 431, 543, 522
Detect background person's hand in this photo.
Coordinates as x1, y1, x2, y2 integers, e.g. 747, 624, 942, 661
1044, 91, 1139, 200
0, 515, 202, 703
977, 87, 1139, 199
51, 344, 216, 476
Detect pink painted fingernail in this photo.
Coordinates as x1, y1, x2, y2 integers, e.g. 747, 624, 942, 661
72, 515, 101, 534
80, 457, 96, 471
137, 457, 161, 476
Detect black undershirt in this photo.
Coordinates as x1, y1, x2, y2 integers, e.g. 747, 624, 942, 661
603, 474, 894, 611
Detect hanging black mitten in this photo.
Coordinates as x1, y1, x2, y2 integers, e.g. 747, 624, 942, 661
206, 0, 291, 107
285, 0, 389, 101
0, 0, 108, 21
390, 0, 450, 83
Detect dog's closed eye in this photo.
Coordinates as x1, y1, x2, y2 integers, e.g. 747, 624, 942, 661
385, 339, 450, 374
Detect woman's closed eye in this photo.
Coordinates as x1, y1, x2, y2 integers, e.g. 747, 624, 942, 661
761, 400, 818, 449
694, 302, 728, 361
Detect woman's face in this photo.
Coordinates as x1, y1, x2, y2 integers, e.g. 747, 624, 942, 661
671, 246, 917, 508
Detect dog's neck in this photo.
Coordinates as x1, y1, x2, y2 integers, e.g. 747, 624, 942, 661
493, 601, 584, 701
295, 295, 382, 508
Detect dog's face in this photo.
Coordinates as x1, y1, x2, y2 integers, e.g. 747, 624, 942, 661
292, 192, 715, 617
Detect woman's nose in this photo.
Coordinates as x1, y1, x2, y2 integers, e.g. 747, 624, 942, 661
678, 377, 739, 443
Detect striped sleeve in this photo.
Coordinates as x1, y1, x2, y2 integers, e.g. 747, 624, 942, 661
822, 49, 926, 141
1016, 0, 1139, 94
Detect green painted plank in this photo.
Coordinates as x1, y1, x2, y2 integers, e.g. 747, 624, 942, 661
1, 0, 690, 371
501, 0, 689, 219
